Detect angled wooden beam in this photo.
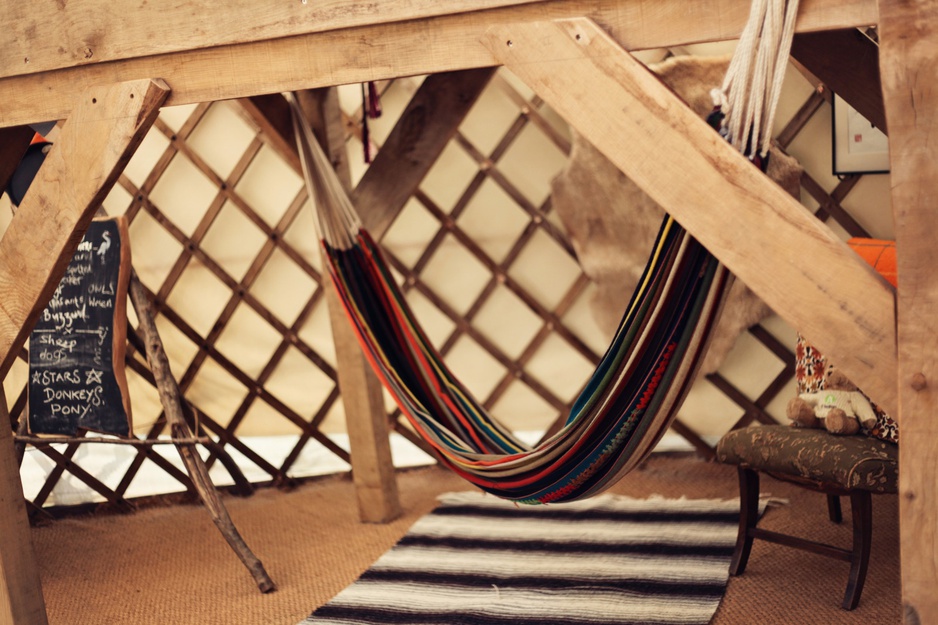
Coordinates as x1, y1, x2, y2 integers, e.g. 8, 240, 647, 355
791, 28, 886, 134
482, 18, 898, 417
352, 68, 497, 237
243, 68, 496, 238
878, 1, 938, 622
0, 78, 169, 378
0, 0, 877, 129
0, 126, 34, 197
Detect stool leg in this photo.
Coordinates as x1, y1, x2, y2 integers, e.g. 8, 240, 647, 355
827, 494, 843, 523
843, 491, 872, 610
730, 467, 760, 575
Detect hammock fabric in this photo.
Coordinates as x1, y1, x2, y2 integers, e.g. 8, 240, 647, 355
326, 224, 728, 504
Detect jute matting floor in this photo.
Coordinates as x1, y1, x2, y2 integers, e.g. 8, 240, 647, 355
32, 454, 901, 625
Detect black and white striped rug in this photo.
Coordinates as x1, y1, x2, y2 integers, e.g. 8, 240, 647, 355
302, 491, 753, 625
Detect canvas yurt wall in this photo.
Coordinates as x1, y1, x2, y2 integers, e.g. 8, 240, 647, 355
1, 41, 891, 510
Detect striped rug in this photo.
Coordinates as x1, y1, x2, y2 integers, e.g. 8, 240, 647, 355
302, 491, 757, 625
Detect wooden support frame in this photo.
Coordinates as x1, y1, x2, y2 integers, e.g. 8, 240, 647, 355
0, 386, 46, 624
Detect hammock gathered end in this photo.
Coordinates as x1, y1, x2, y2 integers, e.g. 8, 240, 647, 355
712, 0, 801, 158
287, 0, 796, 503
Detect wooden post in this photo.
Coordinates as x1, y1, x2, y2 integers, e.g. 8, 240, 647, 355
0, 386, 47, 625
482, 18, 899, 417
300, 88, 402, 523
878, 2, 938, 622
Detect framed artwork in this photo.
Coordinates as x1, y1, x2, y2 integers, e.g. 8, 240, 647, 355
832, 95, 890, 175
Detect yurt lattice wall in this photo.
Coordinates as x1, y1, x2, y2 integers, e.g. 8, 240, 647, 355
4, 49, 890, 513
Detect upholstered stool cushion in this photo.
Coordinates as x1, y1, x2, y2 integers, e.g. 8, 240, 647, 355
716, 425, 898, 494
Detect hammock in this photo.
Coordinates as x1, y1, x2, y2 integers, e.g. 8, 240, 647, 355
290, 0, 798, 504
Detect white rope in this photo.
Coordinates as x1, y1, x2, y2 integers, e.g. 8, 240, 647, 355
713, 0, 801, 158
285, 92, 362, 251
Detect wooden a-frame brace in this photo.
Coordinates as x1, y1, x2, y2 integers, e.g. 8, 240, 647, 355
0, 0, 935, 621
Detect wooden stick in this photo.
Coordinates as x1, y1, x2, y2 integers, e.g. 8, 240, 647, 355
14, 435, 213, 446
128, 271, 276, 593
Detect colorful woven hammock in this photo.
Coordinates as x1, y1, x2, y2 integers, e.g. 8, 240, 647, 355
288, 94, 732, 504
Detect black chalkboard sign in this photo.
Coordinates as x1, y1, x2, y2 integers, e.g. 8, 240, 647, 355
28, 217, 133, 436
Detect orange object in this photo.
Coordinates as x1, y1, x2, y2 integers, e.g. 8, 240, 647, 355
848, 237, 897, 287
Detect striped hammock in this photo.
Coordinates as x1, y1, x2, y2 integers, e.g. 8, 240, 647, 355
289, 93, 733, 504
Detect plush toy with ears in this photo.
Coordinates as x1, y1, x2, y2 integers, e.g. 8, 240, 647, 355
787, 369, 878, 436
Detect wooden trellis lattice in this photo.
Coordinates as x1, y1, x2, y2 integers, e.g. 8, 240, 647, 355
6, 51, 881, 513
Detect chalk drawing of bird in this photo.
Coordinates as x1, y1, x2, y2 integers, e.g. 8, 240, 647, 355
97, 231, 111, 259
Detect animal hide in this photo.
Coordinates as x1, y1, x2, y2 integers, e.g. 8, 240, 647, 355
551, 55, 803, 374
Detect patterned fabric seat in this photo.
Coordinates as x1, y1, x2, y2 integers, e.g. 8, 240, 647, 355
715, 424, 898, 610
716, 425, 898, 493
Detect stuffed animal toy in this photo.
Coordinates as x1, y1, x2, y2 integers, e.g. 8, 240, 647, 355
787, 369, 878, 436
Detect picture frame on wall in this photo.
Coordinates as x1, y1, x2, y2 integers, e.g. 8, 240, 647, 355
832, 95, 890, 175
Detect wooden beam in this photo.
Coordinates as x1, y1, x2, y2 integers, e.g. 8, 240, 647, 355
0, 386, 47, 625
0, 126, 34, 197
0, 0, 877, 129
1, 0, 545, 80
241, 95, 301, 173
0, 78, 169, 379
790, 28, 886, 134
352, 68, 497, 237
482, 18, 899, 417
878, 1, 938, 622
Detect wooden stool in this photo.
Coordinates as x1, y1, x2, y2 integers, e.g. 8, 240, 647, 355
715, 425, 898, 610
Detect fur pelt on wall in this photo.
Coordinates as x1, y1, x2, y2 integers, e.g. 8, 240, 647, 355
551, 55, 803, 374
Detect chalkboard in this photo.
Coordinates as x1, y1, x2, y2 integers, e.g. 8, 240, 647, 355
28, 217, 133, 436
